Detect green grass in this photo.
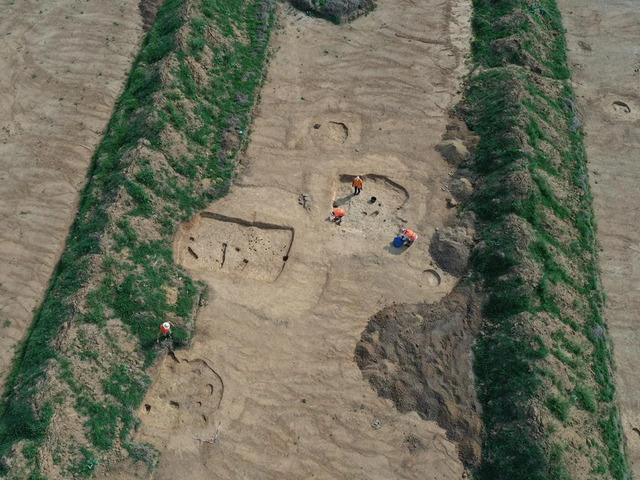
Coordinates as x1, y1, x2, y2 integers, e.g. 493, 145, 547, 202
0, 0, 276, 476
466, 0, 628, 477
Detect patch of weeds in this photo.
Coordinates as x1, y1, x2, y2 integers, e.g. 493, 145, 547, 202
67, 447, 99, 478
546, 395, 571, 422
125, 441, 158, 470
574, 383, 596, 413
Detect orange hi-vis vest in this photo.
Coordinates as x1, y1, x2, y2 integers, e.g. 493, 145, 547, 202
333, 208, 346, 218
160, 322, 171, 334
404, 229, 418, 241
353, 177, 363, 189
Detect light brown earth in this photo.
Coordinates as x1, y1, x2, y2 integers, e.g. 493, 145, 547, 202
0, 0, 145, 389
559, 0, 640, 475
128, 0, 475, 478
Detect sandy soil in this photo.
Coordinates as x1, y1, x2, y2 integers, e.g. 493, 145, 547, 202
128, 0, 474, 478
0, 0, 145, 388
558, 0, 640, 475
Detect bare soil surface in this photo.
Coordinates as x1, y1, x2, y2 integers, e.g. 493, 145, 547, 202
132, 0, 475, 478
0, 0, 144, 389
559, 0, 640, 474
175, 213, 294, 283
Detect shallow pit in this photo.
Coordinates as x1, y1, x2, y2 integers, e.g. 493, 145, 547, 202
331, 174, 409, 237
175, 212, 294, 282
423, 269, 442, 287
136, 352, 223, 434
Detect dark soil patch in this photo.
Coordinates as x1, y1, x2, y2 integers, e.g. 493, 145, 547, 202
355, 284, 483, 468
139, 0, 165, 31
289, 0, 376, 23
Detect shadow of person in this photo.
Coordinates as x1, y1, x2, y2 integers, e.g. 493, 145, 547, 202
333, 194, 354, 207
383, 241, 406, 255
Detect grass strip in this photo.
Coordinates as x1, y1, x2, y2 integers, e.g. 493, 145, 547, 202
465, 0, 629, 478
0, 0, 275, 477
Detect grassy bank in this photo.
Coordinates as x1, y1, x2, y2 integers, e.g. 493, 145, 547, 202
0, 0, 275, 477
465, 0, 628, 478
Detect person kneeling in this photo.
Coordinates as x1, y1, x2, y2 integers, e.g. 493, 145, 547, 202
330, 208, 346, 225
401, 228, 418, 246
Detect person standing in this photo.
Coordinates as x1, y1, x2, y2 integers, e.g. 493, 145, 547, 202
352, 176, 363, 195
157, 320, 175, 342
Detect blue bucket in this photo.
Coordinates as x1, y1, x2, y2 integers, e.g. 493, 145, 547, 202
393, 236, 404, 248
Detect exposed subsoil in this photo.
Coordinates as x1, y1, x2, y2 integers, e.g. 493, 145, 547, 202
558, 0, 640, 474
175, 213, 294, 283
130, 0, 476, 478
0, 0, 145, 391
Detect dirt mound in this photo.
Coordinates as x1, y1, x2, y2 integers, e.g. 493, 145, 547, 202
429, 225, 475, 276
289, 0, 375, 23
436, 139, 470, 167
355, 285, 483, 468
139, 0, 165, 31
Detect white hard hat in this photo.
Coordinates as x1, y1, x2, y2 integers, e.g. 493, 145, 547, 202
401, 228, 407, 233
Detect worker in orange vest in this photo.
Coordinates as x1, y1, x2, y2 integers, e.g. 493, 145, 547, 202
401, 228, 418, 246
330, 208, 346, 225
157, 321, 175, 342
352, 176, 363, 195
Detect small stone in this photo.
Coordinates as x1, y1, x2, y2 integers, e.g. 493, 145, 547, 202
446, 197, 458, 208
298, 193, 311, 211
313, 123, 321, 129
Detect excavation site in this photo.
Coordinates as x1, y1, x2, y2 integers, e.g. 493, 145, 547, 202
0, 0, 637, 478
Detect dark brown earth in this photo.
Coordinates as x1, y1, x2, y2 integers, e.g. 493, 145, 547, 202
289, 0, 376, 23
355, 284, 484, 468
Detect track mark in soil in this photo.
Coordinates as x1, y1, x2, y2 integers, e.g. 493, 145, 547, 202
577, 40, 592, 51
395, 32, 447, 45
613, 100, 631, 113
175, 213, 294, 282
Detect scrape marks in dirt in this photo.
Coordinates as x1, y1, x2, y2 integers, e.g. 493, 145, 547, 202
175, 212, 294, 282
331, 174, 409, 236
